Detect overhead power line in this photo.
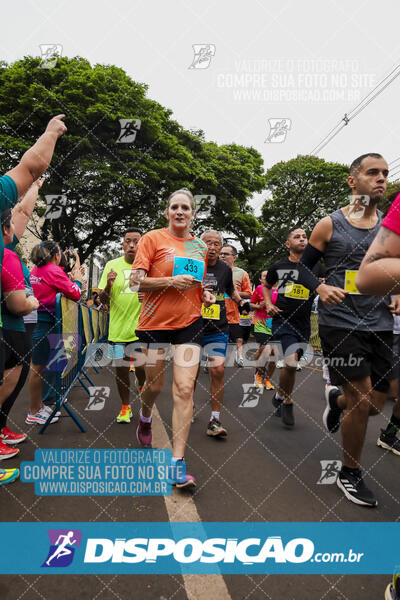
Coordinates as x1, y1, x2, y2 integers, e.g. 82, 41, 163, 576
310, 62, 400, 156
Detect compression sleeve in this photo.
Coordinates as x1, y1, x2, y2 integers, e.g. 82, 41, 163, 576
300, 243, 324, 269
298, 244, 325, 292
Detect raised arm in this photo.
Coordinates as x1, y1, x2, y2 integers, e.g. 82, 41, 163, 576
12, 177, 44, 239
6, 115, 67, 198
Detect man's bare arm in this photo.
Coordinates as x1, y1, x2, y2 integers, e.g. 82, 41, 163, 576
356, 226, 400, 294
6, 115, 66, 198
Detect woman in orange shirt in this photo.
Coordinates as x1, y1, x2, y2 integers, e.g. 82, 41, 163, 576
131, 189, 215, 488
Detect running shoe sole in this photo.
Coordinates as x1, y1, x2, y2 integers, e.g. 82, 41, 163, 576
0, 448, 20, 460
175, 479, 196, 489
0, 434, 27, 446
206, 429, 227, 437
323, 386, 341, 433
377, 437, 400, 456
0, 469, 19, 485
336, 476, 377, 507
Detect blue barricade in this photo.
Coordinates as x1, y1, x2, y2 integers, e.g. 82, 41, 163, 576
39, 294, 109, 434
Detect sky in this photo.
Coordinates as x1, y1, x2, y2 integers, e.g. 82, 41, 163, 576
2, 0, 400, 215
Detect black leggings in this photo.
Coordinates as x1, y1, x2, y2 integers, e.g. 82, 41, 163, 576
0, 323, 35, 430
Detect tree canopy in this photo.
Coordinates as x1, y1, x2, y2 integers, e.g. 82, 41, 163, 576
0, 56, 265, 261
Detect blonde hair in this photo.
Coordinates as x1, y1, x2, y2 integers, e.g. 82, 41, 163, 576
167, 188, 195, 210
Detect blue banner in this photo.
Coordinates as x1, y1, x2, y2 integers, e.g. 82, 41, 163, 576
0, 522, 398, 574
20, 449, 172, 496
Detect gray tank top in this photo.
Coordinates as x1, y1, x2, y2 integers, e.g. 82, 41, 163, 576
318, 208, 393, 331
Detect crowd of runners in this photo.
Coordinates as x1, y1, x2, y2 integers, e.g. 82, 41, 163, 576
0, 116, 400, 518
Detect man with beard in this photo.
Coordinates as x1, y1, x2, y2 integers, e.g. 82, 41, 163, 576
301, 153, 400, 507
263, 228, 324, 428
98, 227, 146, 423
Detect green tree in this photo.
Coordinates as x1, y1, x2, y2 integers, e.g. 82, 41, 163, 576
246, 155, 350, 275
0, 56, 265, 261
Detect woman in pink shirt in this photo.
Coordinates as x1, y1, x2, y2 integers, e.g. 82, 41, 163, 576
250, 270, 278, 390
27, 241, 82, 425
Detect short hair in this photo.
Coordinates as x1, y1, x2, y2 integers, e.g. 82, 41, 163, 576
222, 243, 237, 256
201, 230, 223, 243
31, 240, 61, 267
1, 208, 12, 230
124, 227, 142, 237
167, 188, 195, 210
286, 226, 305, 241
349, 153, 383, 175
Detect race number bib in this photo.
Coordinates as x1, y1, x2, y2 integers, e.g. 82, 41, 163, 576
201, 303, 220, 320
284, 283, 310, 300
344, 270, 361, 295
173, 257, 205, 282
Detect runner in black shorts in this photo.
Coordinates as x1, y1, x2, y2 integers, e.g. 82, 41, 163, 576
131, 189, 215, 489
264, 227, 323, 428
197, 230, 250, 438
302, 153, 400, 507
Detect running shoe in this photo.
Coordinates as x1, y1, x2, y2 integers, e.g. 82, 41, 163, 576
0, 427, 27, 445
206, 418, 227, 437
0, 441, 20, 460
254, 372, 264, 390
0, 468, 19, 486
116, 405, 132, 423
276, 360, 284, 369
385, 583, 397, 600
170, 459, 196, 489
264, 378, 275, 390
281, 402, 295, 428
25, 406, 59, 425
336, 468, 377, 507
42, 404, 61, 417
235, 351, 244, 367
323, 385, 343, 433
272, 393, 283, 417
296, 363, 302, 371
136, 418, 152, 447
377, 429, 400, 456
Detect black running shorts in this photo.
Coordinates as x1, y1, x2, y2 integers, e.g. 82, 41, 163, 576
319, 326, 393, 392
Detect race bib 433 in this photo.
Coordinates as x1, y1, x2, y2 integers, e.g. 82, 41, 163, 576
173, 257, 205, 282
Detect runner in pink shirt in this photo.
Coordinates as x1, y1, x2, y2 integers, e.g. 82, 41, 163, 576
27, 241, 82, 425
250, 270, 278, 390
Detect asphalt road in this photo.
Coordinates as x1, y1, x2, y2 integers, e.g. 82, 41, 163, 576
0, 345, 398, 599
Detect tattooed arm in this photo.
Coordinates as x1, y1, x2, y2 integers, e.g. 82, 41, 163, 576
356, 226, 400, 294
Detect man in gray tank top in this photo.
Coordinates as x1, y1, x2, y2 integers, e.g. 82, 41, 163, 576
300, 153, 400, 508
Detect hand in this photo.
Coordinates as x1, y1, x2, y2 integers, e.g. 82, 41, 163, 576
238, 300, 251, 314
34, 176, 45, 189
26, 296, 39, 311
389, 295, 400, 315
45, 114, 67, 139
107, 269, 117, 287
266, 303, 282, 316
171, 275, 196, 290
259, 301, 266, 309
316, 283, 348, 306
202, 290, 216, 307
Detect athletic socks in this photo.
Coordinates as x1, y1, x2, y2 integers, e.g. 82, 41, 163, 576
211, 411, 220, 421
139, 410, 152, 423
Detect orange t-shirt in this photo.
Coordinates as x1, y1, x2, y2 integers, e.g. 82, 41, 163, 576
225, 266, 252, 324
133, 228, 208, 330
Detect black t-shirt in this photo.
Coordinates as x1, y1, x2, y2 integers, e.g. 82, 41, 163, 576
266, 257, 323, 325
202, 259, 234, 334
